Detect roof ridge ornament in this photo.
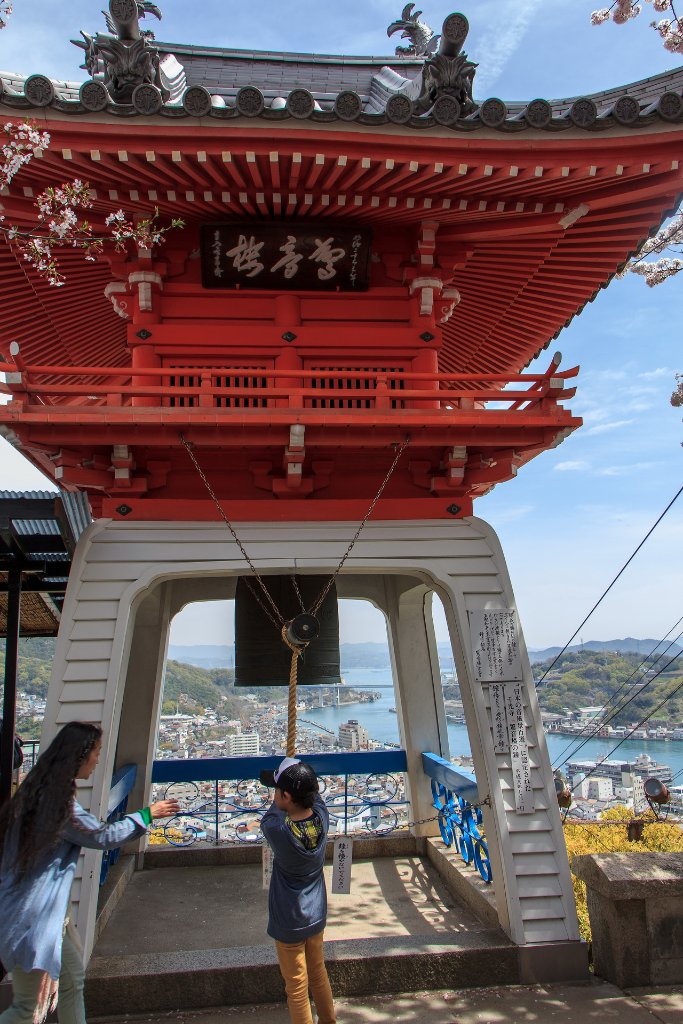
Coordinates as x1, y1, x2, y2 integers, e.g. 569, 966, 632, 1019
396, 12, 478, 121
387, 3, 440, 57
72, 0, 167, 106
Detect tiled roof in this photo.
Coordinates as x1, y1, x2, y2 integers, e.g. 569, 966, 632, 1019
1, 43, 682, 130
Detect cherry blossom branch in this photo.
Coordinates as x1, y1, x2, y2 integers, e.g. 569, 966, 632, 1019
591, 0, 683, 54
0, 2, 12, 30
614, 211, 683, 285
672, 374, 683, 407
1, 124, 183, 286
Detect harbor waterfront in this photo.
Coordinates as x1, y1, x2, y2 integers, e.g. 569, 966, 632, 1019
303, 669, 683, 779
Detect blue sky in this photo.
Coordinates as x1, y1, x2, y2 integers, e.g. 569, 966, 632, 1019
1, 0, 681, 648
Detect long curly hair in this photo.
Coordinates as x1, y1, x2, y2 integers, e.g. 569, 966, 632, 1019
0, 721, 102, 877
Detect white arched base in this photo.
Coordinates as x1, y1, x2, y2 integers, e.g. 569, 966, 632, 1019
42, 517, 580, 960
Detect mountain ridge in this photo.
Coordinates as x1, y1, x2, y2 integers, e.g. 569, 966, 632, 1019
167, 637, 682, 669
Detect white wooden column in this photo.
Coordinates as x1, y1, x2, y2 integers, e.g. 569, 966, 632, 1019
114, 583, 173, 829
382, 576, 449, 835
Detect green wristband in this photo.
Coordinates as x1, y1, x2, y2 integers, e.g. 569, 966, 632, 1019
139, 806, 153, 827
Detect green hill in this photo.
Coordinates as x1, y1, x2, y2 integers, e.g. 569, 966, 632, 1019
536, 649, 683, 724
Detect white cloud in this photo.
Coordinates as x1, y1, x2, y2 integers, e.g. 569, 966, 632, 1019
487, 503, 536, 523
641, 367, 675, 380
554, 460, 590, 472
598, 462, 659, 477
584, 419, 635, 436
474, 0, 545, 92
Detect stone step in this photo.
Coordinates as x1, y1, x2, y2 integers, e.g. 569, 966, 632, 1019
86, 931, 519, 1016
86, 981, 681, 1024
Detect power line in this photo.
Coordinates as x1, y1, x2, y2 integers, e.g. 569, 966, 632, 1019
550, 619, 683, 768
551, 621, 683, 767
536, 483, 683, 688
568, 652, 683, 793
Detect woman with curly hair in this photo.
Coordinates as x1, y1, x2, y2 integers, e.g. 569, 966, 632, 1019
0, 721, 179, 1024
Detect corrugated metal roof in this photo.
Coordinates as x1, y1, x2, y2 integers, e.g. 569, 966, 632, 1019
12, 520, 61, 537
59, 490, 92, 542
0, 490, 58, 500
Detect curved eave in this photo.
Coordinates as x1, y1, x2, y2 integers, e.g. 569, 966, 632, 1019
1, 114, 682, 377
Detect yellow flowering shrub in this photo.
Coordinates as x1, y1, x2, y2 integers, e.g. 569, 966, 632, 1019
563, 805, 683, 943
148, 826, 187, 846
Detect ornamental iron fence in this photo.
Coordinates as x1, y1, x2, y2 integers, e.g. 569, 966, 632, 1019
150, 750, 410, 846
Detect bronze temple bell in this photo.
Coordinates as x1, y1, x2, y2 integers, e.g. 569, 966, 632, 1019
234, 574, 342, 687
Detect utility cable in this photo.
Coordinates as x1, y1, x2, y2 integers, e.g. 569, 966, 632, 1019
551, 618, 683, 768
568, 652, 683, 793
536, 483, 683, 688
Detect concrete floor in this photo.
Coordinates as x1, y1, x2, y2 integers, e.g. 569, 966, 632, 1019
94, 856, 489, 957
90, 981, 683, 1024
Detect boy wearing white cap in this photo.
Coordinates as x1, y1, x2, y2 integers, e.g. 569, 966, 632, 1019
260, 757, 336, 1024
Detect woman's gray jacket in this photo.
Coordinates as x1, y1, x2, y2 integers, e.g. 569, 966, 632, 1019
0, 800, 147, 978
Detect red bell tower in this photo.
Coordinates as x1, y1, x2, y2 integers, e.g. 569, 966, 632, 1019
2, 0, 682, 972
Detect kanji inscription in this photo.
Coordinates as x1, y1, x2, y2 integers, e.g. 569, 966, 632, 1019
201, 223, 372, 291
505, 682, 534, 814
469, 609, 523, 682
489, 683, 509, 753
331, 836, 353, 894
262, 841, 273, 889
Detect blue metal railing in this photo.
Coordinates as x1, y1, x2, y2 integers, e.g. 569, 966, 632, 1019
20, 740, 39, 772
100, 763, 137, 886
151, 750, 409, 846
422, 752, 492, 883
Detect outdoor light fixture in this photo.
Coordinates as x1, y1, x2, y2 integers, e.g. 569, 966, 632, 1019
643, 777, 670, 805
555, 775, 572, 808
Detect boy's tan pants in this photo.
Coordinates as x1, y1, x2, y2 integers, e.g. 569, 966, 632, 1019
274, 930, 336, 1024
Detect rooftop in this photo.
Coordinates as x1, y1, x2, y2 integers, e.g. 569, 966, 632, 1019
2, 6, 683, 130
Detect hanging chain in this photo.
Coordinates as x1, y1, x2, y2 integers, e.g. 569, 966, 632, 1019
181, 432, 410, 626
308, 436, 411, 616
291, 575, 306, 614
244, 578, 282, 630
180, 434, 285, 627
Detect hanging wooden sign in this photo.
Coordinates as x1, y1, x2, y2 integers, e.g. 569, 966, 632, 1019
469, 609, 523, 682
262, 841, 273, 889
331, 836, 353, 894
201, 222, 372, 291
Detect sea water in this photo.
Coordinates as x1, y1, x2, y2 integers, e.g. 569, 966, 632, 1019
302, 667, 683, 779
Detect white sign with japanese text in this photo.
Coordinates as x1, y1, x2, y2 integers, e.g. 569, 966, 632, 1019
331, 837, 353, 894
262, 841, 273, 889
469, 609, 523, 682
504, 682, 534, 813
489, 683, 509, 753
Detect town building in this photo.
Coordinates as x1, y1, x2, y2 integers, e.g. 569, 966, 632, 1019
574, 776, 613, 802
338, 719, 369, 751
225, 731, 260, 757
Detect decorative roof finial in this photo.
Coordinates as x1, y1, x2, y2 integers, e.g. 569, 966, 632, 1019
103, 1, 162, 41
387, 3, 440, 58
72, 0, 166, 106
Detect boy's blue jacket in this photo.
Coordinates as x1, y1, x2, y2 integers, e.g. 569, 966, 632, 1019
261, 794, 329, 943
